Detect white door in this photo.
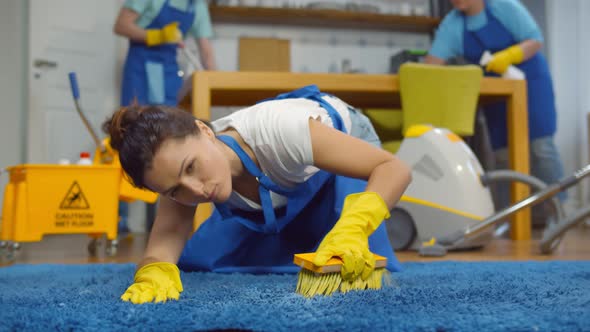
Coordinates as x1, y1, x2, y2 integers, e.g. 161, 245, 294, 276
28, 0, 121, 163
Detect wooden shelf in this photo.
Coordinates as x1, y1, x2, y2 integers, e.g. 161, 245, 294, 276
209, 5, 440, 33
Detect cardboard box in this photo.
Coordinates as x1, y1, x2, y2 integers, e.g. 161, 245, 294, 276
239, 37, 291, 72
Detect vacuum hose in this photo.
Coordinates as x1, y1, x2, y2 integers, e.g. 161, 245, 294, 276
480, 170, 565, 221
421, 165, 590, 256
460, 165, 590, 243
436, 165, 590, 246
540, 204, 590, 254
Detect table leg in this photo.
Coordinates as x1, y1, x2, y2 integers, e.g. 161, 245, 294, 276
191, 73, 213, 231
506, 80, 531, 240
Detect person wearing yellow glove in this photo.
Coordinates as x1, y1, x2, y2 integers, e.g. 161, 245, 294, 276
425, 0, 567, 226
313, 192, 391, 281
113, 0, 217, 106
103, 85, 411, 304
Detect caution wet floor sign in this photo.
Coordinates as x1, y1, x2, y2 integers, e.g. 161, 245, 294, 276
0, 165, 120, 243
59, 181, 90, 209
55, 181, 94, 228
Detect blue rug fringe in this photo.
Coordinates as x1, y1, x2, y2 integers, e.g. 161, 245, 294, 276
0, 261, 589, 331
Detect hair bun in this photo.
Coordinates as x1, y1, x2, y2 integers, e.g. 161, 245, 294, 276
102, 105, 142, 151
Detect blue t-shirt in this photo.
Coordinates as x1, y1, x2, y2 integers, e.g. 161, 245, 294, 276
429, 0, 542, 61
124, 0, 213, 39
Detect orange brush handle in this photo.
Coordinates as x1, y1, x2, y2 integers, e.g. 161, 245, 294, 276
293, 253, 387, 274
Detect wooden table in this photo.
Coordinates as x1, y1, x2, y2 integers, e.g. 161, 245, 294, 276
179, 71, 531, 240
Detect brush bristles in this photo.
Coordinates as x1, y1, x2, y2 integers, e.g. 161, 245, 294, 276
296, 268, 391, 298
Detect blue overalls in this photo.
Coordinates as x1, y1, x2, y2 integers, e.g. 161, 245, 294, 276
178, 85, 401, 273
121, 0, 195, 106
463, 3, 556, 149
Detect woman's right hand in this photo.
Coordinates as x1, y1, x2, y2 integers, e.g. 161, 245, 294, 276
121, 262, 183, 304
120, 197, 195, 304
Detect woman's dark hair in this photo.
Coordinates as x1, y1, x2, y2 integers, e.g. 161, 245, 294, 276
102, 104, 209, 189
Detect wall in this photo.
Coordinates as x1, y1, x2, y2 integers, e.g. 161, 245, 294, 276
545, 0, 587, 207
211, 24, 430, 74
581, 0, 590, 208
207, 0, 432, 75
0, 1, 27, 206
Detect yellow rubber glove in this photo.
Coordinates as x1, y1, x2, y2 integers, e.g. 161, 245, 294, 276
145, 22, 182, 47
485, 45, 524, 75
313, 192, 390, 281
120, 262, 183, 304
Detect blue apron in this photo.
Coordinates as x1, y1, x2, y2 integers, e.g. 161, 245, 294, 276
178, 85, 401, 273
463, 3, 557, 149
121, 0, 195, 106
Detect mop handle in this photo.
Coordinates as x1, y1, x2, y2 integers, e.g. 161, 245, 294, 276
68, 72, 102, 149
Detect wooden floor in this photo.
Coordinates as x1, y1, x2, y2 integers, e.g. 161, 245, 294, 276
1, 225, 589, 266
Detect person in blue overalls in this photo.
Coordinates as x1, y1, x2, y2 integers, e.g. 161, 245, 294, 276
114, 0, 216, 106
102, 85, 412, 304
113, 0, 216, 232
425, 0, 566, 225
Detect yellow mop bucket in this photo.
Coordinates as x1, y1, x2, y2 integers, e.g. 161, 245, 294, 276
0, 164, 121, 243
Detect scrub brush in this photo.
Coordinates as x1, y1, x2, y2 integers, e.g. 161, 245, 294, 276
293, 252, 390, 297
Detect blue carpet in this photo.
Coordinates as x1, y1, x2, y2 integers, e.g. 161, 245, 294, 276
0, 261, 589, 331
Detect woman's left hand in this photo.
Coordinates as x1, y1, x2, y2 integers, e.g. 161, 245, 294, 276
313, 192, 390, 281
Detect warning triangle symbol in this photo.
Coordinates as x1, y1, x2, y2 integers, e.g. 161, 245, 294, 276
59, 181, 90, 209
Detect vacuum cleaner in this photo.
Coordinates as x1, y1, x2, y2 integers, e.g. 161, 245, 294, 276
383, 125, 590, 256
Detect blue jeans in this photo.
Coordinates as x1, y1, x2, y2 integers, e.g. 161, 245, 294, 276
493, 136, 566, 224
348, 107, 382, 148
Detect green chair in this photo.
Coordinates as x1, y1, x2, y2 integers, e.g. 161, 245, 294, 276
363, 108, 404, 140
364, 63, 483, 154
